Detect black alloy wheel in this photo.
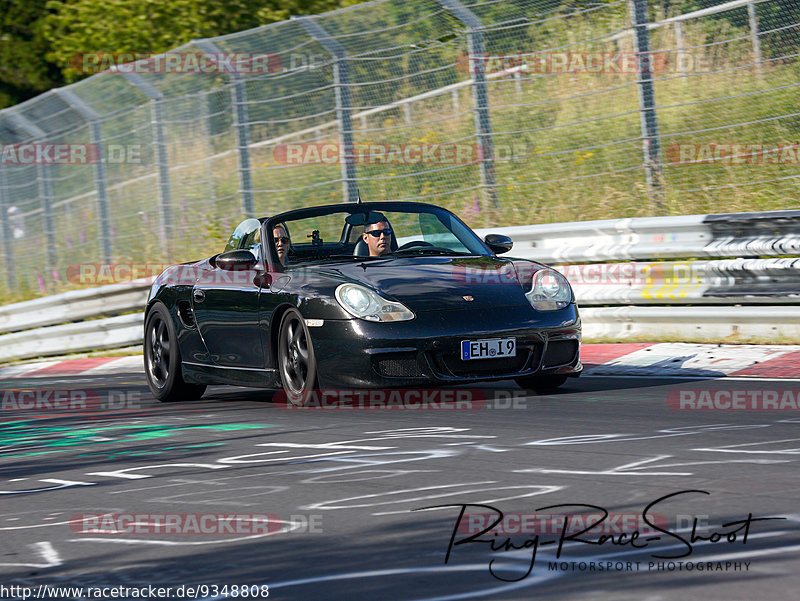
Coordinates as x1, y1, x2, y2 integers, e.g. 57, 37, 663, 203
144, 302, 207, 402
277, 309, 318, 406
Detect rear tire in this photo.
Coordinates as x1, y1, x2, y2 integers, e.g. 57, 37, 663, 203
514, 374, 568, 394
144, 302, 207, 402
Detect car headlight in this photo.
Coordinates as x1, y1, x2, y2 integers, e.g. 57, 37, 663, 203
335, 283, 415, 322
525, 268, 572, 311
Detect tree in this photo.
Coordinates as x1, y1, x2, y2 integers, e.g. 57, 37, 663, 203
42, 0, 364, 83
0, 0, 63, 107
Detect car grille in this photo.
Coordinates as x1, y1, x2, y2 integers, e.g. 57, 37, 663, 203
431, 348, 534, 378
375, 355, 425, 378
543, 339, 579, 368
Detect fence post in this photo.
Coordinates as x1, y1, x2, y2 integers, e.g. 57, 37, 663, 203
194, 40, 255, 215
437, 0, 497, 207
119, 71, 173, 251
0, 164, 15, 288
629, 0, 664, 213
56, 89, 113, 264
6, 112, 58, 281
201, 90, 218, 214
747, 2, 763, 80
295, 16, 359, 203
674, 21, 687, 79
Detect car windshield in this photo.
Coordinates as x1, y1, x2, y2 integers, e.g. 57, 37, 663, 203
269, 203, 490, 266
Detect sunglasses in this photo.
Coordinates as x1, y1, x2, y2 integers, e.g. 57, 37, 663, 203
274, 236, 290, 244
365, 228, 392, 238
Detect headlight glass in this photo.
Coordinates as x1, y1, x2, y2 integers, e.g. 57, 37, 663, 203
335, 283, 415, 322
525, 268, 572, 311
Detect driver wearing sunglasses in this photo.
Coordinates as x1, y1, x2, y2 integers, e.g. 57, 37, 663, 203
362, 219, 393, 257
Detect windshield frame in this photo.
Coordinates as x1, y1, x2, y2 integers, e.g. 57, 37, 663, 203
262, 201, 492, 270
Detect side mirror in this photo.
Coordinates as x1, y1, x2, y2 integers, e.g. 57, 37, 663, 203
484, 234, 513, 255
216, 249, 258, 270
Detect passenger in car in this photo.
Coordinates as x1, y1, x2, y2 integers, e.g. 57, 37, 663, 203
273, 223, 290, 266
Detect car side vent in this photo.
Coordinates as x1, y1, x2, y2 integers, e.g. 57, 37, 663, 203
177, 301, 195, 328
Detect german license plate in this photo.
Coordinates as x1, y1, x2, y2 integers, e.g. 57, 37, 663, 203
461, 338, 516, 360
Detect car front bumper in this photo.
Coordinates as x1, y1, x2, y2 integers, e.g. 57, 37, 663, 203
308, 304, 582, 389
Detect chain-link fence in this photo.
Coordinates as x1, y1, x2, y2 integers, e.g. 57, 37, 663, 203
0, 0, 798, 302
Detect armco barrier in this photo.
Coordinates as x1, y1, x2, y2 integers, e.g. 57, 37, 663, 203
0, 312, 144, 363
0, 280, 151, 335
473, 209, 800, 263
581, 306, 800, 340
0, 209, 798, 362
559, 258, 800, 305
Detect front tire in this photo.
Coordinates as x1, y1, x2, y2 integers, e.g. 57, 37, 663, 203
277, 309, 318, 406
514, 374, 568, 394
144, 302, 207, 402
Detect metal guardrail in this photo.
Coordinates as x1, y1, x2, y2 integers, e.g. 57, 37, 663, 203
0, 280, 151, 335
581, 306, 800, 340
0, 208, 798, 362
0, 313, 144, 363
553, 258, 800, 305
473, 209, 800, 264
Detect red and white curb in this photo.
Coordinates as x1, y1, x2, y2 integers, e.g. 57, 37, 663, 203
581, 343, 800, 378
0, 344, 797, 380
0, 356, 143, 379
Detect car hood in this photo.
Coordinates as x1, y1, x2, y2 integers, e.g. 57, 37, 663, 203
316, 256, 537, 312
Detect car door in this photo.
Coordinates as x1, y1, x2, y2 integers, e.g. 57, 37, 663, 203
192, 220, 266, 369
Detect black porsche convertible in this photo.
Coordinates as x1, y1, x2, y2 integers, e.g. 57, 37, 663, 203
143, 201, 582, 404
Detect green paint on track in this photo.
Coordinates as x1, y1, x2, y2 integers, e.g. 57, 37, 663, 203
0, 422, 275, 458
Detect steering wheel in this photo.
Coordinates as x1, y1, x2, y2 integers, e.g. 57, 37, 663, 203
396, 241, 434, 251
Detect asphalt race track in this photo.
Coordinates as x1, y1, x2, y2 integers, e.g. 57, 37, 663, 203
1, 372, 799, 600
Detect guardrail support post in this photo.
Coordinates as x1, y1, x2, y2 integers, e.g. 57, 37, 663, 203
0, 164, 16, 288
437, 0, 497, 207
194, 40, 255, 215
119, 72, 173, 251
295, 16, 359, 203
56, 89, 113, 264
629, 0, 664, 213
